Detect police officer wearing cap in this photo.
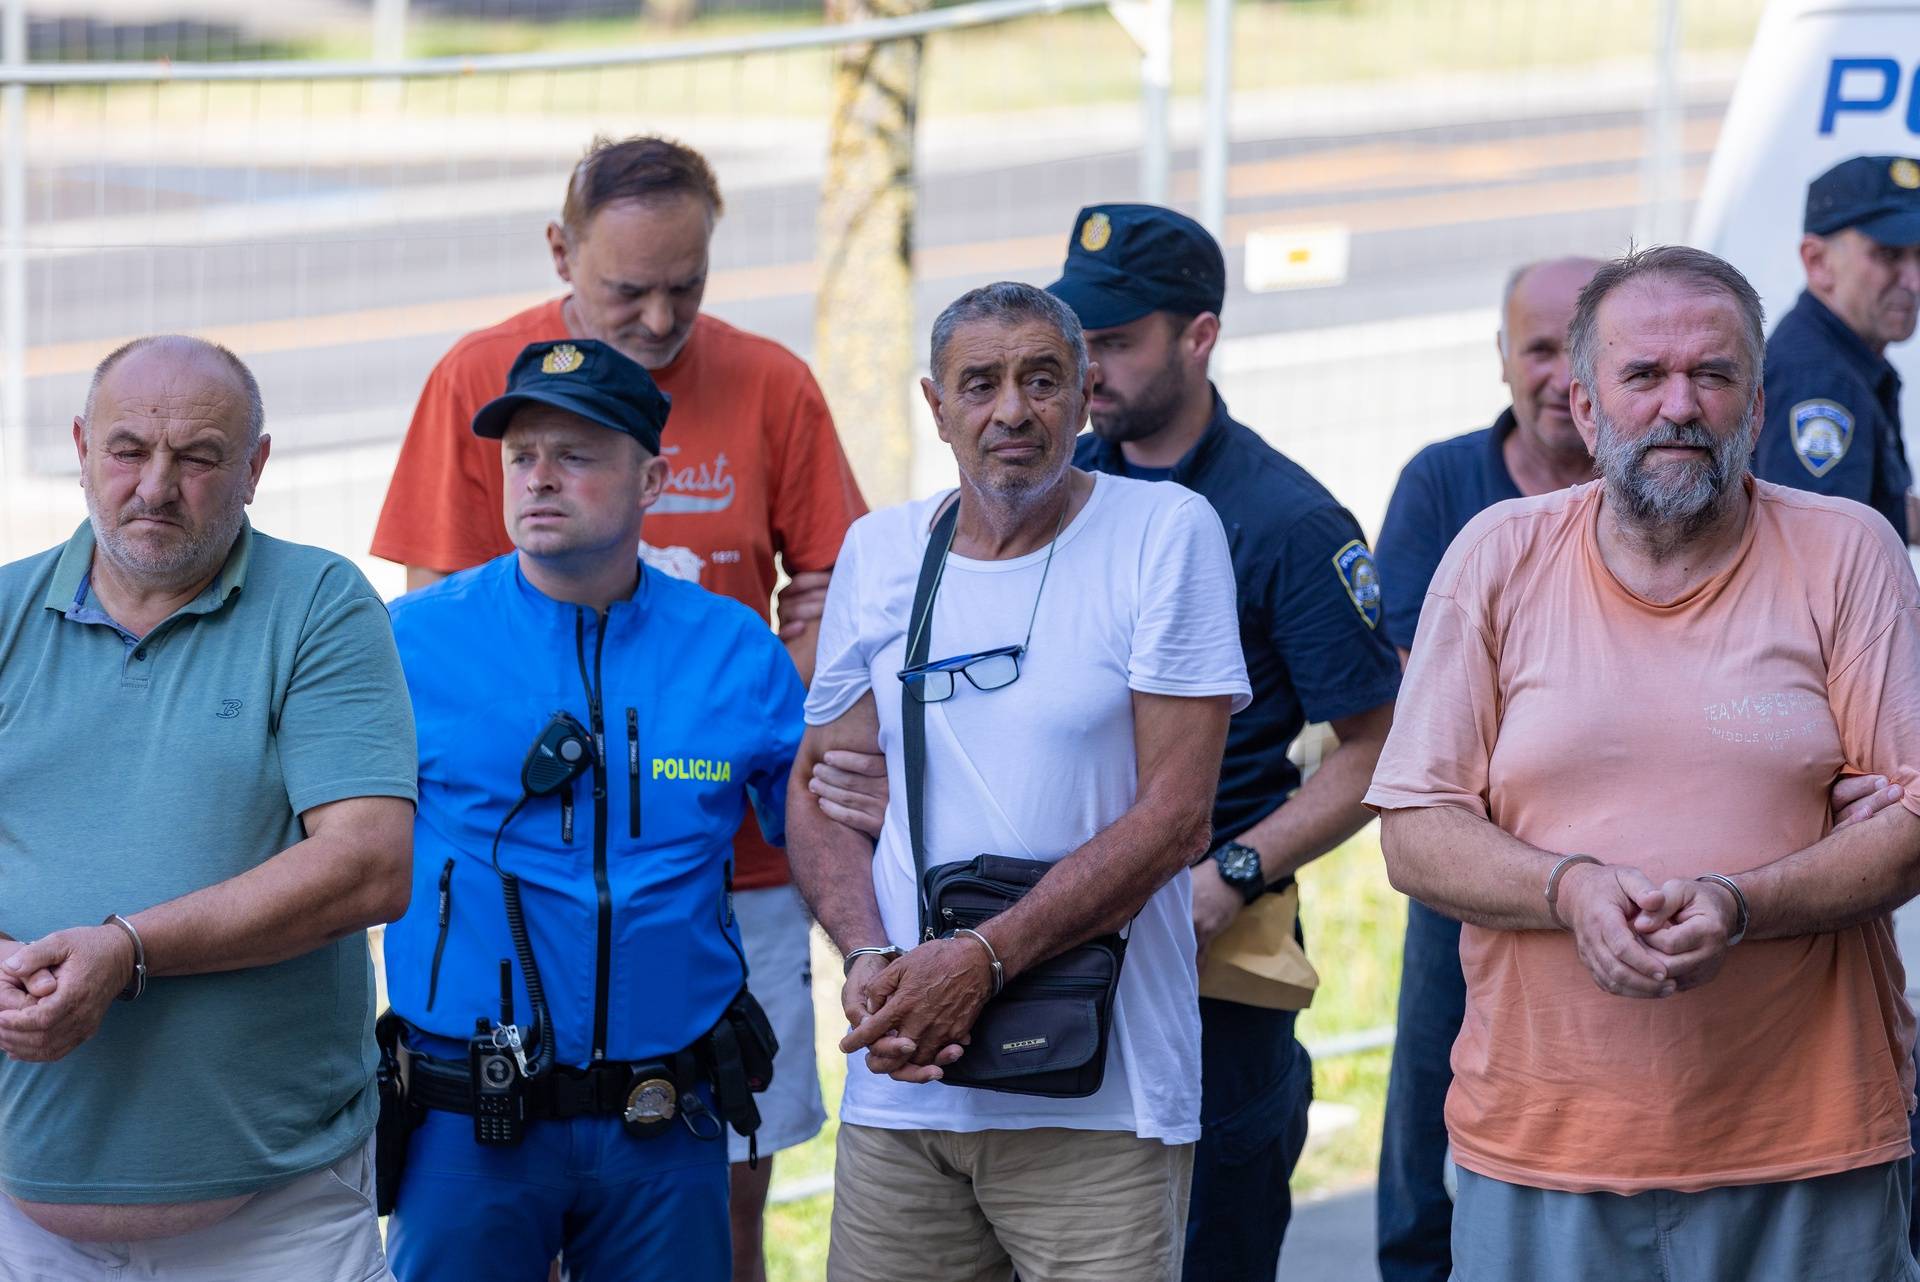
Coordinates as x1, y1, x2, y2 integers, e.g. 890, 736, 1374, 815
1753, 154, 1920, 541
379, 339, 804, 1280
1048, 206, 1400, 1279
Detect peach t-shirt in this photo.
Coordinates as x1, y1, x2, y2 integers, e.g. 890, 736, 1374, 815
372, 300, 866, 890
1366, 477, 1920, 1195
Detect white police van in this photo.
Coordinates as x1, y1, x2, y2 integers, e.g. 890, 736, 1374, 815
1691, 0, 1920, 446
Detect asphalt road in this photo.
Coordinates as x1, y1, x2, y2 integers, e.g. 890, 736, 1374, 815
10, 95, 1725, 475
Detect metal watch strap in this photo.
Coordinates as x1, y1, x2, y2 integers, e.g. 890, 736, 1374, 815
1544, 854, 1600, 929
102, 913, 147, 1002
842, 945, 903, 975
1695, 873, 1751, 946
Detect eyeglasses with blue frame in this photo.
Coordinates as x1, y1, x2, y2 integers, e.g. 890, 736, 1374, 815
896, 491, 1069, 704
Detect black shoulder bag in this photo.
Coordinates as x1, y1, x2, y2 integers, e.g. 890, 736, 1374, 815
902, 497, 1127, 1098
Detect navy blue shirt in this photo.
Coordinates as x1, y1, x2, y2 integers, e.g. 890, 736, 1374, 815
1076, 389, 1400, 858
1374, 411, 1524, 650
1754, 289, 1911, 541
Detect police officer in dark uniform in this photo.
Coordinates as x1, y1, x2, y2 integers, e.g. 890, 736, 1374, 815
1753, 154, 1920, 541
1047, 205, 1401, 1281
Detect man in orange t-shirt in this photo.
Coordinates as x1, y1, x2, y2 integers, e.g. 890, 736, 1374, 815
1367, 246, 1920, 1281
372, 136, 864, 1282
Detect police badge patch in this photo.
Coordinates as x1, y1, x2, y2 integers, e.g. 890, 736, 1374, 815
1789, 399, 1854, 478
1332, 539, 1382, 629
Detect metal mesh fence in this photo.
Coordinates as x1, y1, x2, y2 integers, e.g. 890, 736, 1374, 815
2, 0, 1769, 594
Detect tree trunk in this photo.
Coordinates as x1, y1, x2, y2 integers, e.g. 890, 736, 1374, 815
813, 0, 927, 507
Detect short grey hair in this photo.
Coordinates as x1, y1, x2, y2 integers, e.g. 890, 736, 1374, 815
82, 335, 265, 449
929, 282, 1089, 387
1568, 246, 1766, 395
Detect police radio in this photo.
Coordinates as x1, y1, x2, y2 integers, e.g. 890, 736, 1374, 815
469, 962, 527, 1146
522, 711, 595, 796
482, 711, 600, 1123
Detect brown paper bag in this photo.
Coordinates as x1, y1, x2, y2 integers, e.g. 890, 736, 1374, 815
1197, 882, 1319, 1011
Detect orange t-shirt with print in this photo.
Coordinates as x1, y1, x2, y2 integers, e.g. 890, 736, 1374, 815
373, 299, 867, 890
1366, 478, 1920, 1195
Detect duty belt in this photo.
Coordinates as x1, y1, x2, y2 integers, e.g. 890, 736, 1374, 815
408, 1047, 702, 1121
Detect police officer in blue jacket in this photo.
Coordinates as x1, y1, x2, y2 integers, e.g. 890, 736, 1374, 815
1754, 154, 1920, 541
381, 339, 804, 1281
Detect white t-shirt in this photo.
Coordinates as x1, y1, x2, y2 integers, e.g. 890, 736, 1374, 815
805, 473, 1251, 1143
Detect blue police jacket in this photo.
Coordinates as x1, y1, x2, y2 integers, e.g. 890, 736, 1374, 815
383, 553, 804, 1067
1753, 289, 1912, 541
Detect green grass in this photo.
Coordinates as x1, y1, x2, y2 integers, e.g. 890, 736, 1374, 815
762, 822, 1405, 1275
1294, 822, 1402, 1198
27, 0, 1768, 128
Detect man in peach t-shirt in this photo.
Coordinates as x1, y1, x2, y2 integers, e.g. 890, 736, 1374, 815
1367, 246, 1920, 1281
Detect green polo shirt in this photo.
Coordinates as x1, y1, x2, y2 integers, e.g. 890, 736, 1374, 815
0, 521, 417, 1203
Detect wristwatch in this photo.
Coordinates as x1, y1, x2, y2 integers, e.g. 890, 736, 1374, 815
1211, 841, 1267, 905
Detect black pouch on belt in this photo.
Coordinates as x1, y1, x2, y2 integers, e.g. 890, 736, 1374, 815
373, 1009, 424, 1216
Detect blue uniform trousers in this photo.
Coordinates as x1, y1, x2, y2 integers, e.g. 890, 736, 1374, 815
1377, 900, 1467, 1282
388, 1103, 729, 1282
1182, 997, 1314, 1280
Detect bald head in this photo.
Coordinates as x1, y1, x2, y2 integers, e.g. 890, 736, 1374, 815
82, 335, 264, 449
1496, 257, 1602, 466
74, 334, 271, 595
1498, 257, 1603, 356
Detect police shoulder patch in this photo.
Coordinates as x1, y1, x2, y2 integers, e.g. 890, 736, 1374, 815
1789, 399, 1854, 479
1332, 539, 1381, 629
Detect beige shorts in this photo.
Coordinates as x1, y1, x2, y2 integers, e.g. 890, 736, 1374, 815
0, 1139, 391, 1282
828, 1122, 1194, 1282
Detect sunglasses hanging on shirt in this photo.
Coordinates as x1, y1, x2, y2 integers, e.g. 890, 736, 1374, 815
896, 491, 1069, 704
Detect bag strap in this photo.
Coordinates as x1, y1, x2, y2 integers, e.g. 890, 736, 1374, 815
905, 495, 961, 942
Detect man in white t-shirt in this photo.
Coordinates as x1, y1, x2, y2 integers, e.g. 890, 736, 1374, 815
786, 282, 1250, 1282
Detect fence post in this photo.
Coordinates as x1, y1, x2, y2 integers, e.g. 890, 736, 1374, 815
2, 0, 24, 485
1637, 0, 1683, 245
1109, 0, 1171, 203
1140, 0, 1171, 203
1198, 0, 1231, 237
373, 0, 409, 63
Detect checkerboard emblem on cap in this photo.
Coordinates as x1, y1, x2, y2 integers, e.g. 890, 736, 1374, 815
542, 343, 584, 375
1080, 212, 1112, 252
1894, 159, 1920, 191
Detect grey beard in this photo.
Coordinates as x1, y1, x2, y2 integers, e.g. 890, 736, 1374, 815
86, 487, 247, 589
1593, 402, 1754, 545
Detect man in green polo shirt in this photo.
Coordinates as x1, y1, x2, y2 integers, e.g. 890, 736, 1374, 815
0, 335, 418, 1281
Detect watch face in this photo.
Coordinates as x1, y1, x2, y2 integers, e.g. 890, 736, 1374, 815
1221, 844, 1261, 883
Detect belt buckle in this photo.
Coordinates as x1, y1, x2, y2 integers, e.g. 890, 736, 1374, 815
622, 1068, 677, 1140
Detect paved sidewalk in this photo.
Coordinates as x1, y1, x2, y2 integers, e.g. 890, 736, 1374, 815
1279, 1186, 1376, 1281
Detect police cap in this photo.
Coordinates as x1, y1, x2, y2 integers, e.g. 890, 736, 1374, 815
1045, 203, 1226, 329
472, 339, 672, 454
1804, 155, 1920, 245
